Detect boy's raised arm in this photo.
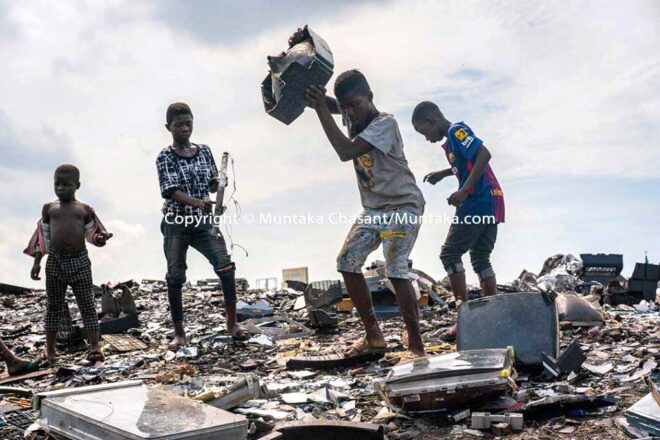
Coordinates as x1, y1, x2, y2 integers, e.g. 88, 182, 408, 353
306, 85, 372, 162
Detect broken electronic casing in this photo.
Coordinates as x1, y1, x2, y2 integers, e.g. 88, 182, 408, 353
579, 253, 623, 284
375, 348, 516, 414
243, 316, 313, 341
261, 26, 334, 125
208, 374, 262, 410
304, 281, 342, 327
35, 381, 248, 439
457, 292, 559, 368
626, 392, 660, 437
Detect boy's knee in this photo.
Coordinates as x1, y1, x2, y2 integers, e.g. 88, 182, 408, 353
166, 271, 186, 286
337, 251, 361, 274
440, 246, 464, 275
215, 262, 235, 277
216, 263, 237, 303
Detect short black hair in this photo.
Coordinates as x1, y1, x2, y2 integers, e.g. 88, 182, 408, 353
166, 102, 193, 125
334, 69, 371, 101
54, 164, 80, 182
412, 101, 443, 123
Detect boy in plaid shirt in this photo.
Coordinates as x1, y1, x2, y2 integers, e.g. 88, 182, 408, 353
25, 164, 112, 363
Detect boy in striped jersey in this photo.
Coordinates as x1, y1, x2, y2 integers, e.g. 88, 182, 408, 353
412, 101, 505, 339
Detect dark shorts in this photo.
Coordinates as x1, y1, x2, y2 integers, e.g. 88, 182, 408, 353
440, 223, 498, 281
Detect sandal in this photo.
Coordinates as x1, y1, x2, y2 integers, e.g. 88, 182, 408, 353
8, 358, 48, 376
87, 350, 105, 364
343, 337, 389, 358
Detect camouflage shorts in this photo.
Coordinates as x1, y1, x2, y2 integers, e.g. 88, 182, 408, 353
337, 206, 423, 279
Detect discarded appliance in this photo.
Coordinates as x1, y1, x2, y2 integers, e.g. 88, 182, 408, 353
556, 293, 603, 326
208, 374, 262, 410
262, 25, 334, 125
375, 347, 517, 414
303, 281, 343, 309
236, 299, 274, 322
101, 283, 138, 317
471, 412, 523, 431
542, 339, 585, 379
275, 420, 384, 440
97, 283, 140, 334
628, 261, 660, 303
304, 281, 341, 328
625, 377, 660, 437
243, 316, 313, 341
518, 394, 618, 420
626, 391, 660, 437
580, 253, 623, 284
99, 311, 140, 334
35, 381, 248, 439
457, 292, 559, 368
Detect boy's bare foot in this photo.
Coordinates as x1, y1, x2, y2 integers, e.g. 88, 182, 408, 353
441, 324, 457, 341
6, 356, 39, 376
227, 324, 249, 341
170, 322, 187, 347
170, 334, 187, 347
45, 347, 56, 364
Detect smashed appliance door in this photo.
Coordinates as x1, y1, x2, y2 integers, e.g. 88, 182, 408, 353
36, 381, 248, 439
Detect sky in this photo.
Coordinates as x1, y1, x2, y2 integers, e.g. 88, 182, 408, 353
0, 0, 658, 289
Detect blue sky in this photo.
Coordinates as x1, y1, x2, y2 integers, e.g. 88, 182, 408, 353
0, 0, 658, 288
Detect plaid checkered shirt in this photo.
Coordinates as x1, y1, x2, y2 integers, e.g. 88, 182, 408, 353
156, 144, 218, 218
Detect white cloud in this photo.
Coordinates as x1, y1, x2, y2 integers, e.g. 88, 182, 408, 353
0, 0, 658, 288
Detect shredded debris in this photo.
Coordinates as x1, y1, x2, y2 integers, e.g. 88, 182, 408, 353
0, 254, 658, 439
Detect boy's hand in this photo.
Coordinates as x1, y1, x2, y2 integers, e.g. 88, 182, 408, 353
424, 171, 447, 185
305, 85, 328, 110
447, 189, 470, 207
31, 263, 41, 280
288, 27, 306, 46
209, 177, 219, 193
193, 198, 213, 213
96, 232, 113, 246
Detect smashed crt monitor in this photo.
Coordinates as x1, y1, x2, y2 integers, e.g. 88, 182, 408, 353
37, 381, 248, 439
457, 292, 559, 367
375, 348, 516, 414
262, 25, 334, 125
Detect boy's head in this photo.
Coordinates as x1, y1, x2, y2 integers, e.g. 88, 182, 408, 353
334, 69, 376, 135
54, 164, 80, 201
165, 102, 193, 143
412, 101, 447, 143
